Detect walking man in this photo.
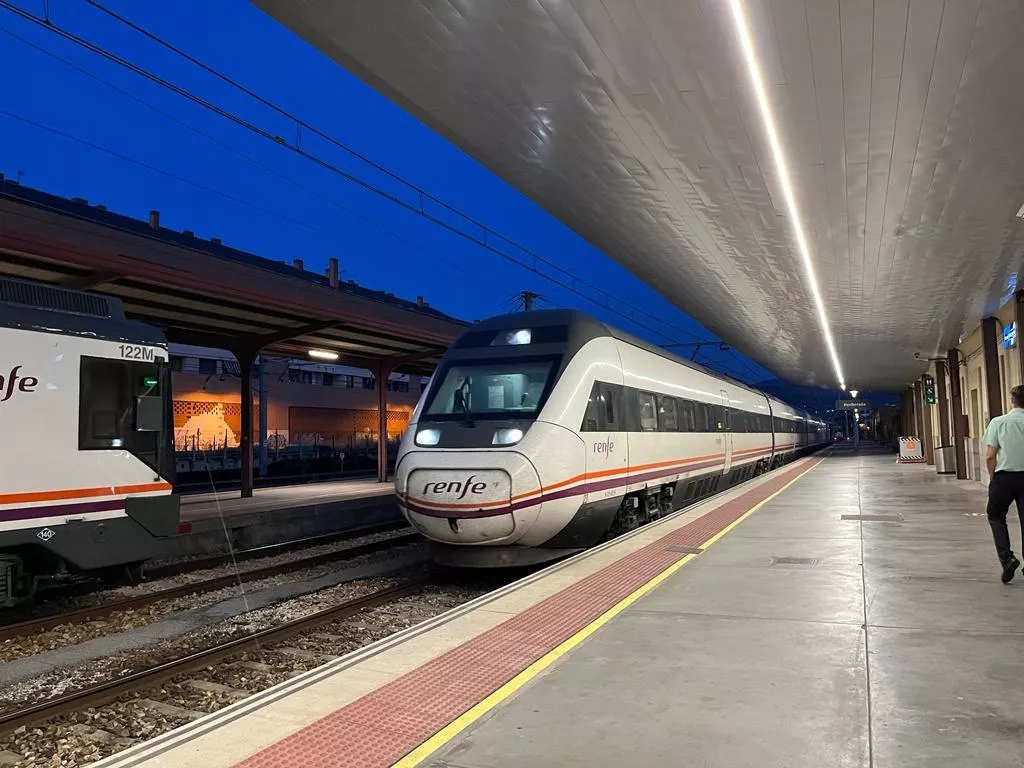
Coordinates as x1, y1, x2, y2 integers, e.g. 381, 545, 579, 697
984, 385, 1024, 582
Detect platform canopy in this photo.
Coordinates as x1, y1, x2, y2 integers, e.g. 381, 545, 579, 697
0, 181, 466, 375
254, 0, 1024, 391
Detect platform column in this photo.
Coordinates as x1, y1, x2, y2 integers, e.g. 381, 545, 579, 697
982, 316, 1003, 421
935, 359, 951, 446
913, 380, 925, 440
898, 390, 908, 436
375, 363, 392, 483
948, 349, 968, 480
920, 375, 935, 465
1016, 290, 1024, 385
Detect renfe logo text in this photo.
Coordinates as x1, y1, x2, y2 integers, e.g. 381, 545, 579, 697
422, 475, 487, 499
0, 366, 38, 403
593, 436, 615, 456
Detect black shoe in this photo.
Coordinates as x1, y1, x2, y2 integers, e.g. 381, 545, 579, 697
1002, 556, 1021, 583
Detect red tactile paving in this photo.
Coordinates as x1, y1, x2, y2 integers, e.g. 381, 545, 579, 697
234, 457, 823, 768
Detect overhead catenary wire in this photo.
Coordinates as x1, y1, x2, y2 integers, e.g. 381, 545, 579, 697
0, 23, 495, 294
0, 0, 707, 349
3, 1, 777, 385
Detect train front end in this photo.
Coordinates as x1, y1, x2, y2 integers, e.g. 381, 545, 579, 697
0, 278, 179, 606
395, 315, 585, 567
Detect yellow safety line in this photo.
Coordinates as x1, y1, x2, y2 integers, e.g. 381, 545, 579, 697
391, 456, 824, 767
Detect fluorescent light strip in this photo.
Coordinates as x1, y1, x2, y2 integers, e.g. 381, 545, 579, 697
727, 0, 845, 389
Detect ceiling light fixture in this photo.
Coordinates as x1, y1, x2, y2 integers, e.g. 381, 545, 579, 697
727, 0, 845, 390
308, 349, 339, 361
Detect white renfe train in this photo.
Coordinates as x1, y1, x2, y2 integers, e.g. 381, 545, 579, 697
0, 277, 179, 606
395, 310, 828, 567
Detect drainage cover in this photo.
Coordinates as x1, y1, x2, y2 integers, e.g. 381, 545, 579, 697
770, 556, 819, 566
841, 514, 902, 522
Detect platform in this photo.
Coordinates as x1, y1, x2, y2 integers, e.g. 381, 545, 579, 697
95, 447, 1024, 768
161, 478, 400, 558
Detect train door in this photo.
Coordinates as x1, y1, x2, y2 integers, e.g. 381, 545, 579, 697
720, 389, 733, 475
583, 381, 629, 495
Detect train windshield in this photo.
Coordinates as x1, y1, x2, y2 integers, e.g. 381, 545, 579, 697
423, 357, 559, 421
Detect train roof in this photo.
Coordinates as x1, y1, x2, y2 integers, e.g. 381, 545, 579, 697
464, 310, 828, 422
470, 309, 766, 397
0, 276, 166, 345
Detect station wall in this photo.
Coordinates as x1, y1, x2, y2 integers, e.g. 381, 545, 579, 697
921, 296, 1021, 485
170, 353, 425, 451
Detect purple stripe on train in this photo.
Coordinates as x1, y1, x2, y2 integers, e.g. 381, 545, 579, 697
0, 498, 126, 523
403, 456, 732, 520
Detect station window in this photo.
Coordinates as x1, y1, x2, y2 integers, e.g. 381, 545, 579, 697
197, 358, 217, 375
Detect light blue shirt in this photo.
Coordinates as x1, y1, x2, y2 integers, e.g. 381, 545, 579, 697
983, 408, 1024, 472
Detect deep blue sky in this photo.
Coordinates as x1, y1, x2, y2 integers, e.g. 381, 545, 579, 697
0, 0, 785, 384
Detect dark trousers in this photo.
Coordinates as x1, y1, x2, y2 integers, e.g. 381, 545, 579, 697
986, 471, 1024, 564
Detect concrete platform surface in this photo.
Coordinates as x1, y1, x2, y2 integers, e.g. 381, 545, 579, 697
180, 478, 394, 521
93, 447, 1024, 768
426, 448, 1023, 768
160, 478, 400, 559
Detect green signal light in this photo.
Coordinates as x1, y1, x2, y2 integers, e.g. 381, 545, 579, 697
142, 375, 158, 388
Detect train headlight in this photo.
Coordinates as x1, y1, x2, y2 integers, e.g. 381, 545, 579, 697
492, 428, 523, 445
415, 428, 441, 446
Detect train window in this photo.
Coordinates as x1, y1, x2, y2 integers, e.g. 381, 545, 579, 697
678, 400, 694, 432
582, 383, 601, 432
657, 395, 678, 432
599, 383, 622, 431
693, 402, 709, 432
712, 404, 726, 432
424, 357, 559, 420
637, 392, 657, 432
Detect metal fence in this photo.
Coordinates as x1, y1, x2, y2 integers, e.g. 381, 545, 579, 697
173, 430, 403, 487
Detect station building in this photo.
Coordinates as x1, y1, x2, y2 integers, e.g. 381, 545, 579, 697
170, 344, 429, 454
917, 291, 1024, 485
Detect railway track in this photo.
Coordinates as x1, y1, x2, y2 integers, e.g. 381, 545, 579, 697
145, 519, 409, 579
0, 529, 420, 642
0, 575, 438, 737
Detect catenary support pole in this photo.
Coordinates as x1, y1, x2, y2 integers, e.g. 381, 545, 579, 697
375, 363, 392, 483
238, 351, 255, 498
258, 355, 268, 478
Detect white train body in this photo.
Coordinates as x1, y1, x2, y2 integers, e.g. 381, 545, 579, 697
395, 310, 827, 567
0, 278, 179, 605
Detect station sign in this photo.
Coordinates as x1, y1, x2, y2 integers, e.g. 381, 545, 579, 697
922, 374, 936, 405
1005, 321, 1018, 350
836, 399, 870, 411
